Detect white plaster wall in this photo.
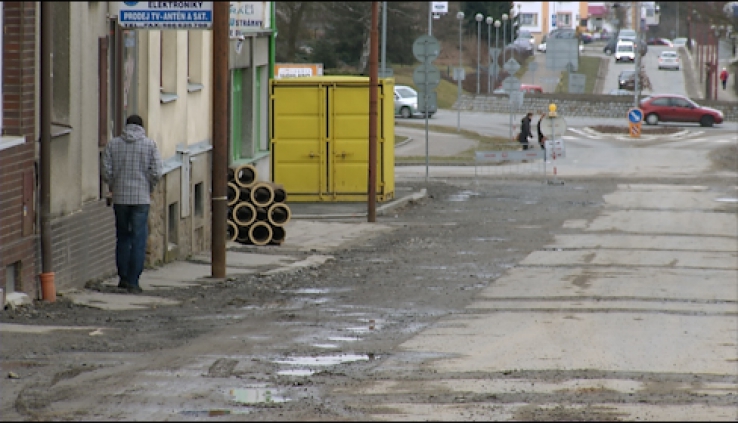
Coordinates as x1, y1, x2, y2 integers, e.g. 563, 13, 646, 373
517, 2, 543, 36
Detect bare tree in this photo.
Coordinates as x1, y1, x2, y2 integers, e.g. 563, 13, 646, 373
275, 2, 319, 62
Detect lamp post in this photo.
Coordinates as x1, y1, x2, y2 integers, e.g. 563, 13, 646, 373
476, 13, 483, 95
494, 20, 501, 88
457, 11, 464, 132
487, 16, 493, 94
513, 5, 520, 42
502, 14, 509, 65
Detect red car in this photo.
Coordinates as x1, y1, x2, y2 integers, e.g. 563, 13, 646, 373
640, 94, 724, 127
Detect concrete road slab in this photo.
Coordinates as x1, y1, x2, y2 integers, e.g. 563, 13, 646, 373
467, 299, 738, 313
545, 234, 738, 252
602, 190, 735, 211
584, 210, 737, 237
192, 250, 297, 268
474, 267, 738, 301
396, 312, 737, 374
364, 402, 738, 421
277, 220, 395, 252
520, 249, 738, 269
66, 291, 181, 311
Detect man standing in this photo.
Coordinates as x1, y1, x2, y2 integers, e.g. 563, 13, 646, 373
719, 67, 728, 90
102, 115, 163, 294
518, 112, 533, 150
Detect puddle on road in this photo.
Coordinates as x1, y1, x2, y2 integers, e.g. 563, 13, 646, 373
714, 197, 738, 203
312, 343, 339, 349
277, 369, 316, 376
273, 354, 369, 366
327, 336, 360, 342
291, 288, 331, 295
472, 237, 508, 242
228, 387, 289, 404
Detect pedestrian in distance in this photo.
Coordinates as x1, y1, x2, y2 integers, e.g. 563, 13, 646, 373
102, 115, 163, 294
719, 67, 728, 90
518, 112, 533, 150
536, 111, 547, 150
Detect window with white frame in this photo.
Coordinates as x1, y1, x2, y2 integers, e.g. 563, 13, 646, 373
520, 13, 537, 26
556, 13, 571, 27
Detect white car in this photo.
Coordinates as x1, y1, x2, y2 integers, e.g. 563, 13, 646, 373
537, 41, 546, 53
615, 40, 636, 63
657, 50, 680, 70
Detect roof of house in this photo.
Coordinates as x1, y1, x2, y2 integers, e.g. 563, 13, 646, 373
588, 5, 607, 16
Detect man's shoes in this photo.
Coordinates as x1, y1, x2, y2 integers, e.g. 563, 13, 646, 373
126, 285, 143, 294
117, 280, 129, 289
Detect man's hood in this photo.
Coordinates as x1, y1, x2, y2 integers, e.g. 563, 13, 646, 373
121, 124, 147, 143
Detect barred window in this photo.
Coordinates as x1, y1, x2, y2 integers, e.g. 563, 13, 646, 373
520, 13, 537, 26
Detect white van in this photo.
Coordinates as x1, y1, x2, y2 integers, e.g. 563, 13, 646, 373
615, 40, 636, 62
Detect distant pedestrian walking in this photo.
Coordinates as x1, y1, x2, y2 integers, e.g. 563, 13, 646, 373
518, 112, 533, 150
102, 115, 163, 294
720, 67, 728, 90
536, 112, 547, 150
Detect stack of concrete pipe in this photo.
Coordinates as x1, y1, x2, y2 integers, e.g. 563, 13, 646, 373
226, 164, 291, 246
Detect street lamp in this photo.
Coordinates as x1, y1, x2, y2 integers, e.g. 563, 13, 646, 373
502, 14, 508, 65
486, 16, 493, 94
457, 11, 464, 132
476, 13, 483, 95
494, 20, 501, 88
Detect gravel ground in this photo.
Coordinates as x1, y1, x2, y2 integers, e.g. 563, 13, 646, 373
1, 142, 735, 420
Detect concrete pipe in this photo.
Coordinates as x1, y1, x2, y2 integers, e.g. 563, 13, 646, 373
236, 225, 250, 244
269, 182, 287, 203
249, 182, 275, 207
270, 225, 286, 245
248, 221, 273, 246
227, 182, 240, 207
255, 206, 268, 222
232, 202, 257, 226
232, 163, 257, 188
267, 203, 291, 226
239, 187, 251, 204
226, 220, 239, 242
227, 167, 235, 183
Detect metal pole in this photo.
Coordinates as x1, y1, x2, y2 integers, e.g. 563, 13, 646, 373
713, 32, 718, 100
428, 1, 432, 35
369, 1, 379, 221
381, 1, 387, 76
425, 40, 430, 182
487, 23, 492, 95
40, 2, 53, 275
634, 1, 641, 108
211, 2, 229, 278
477, 20, 481, 95
457, 14, 463, 132
503, 20, 507, 66
676, 3, 679, 39
495, 25, 499, 86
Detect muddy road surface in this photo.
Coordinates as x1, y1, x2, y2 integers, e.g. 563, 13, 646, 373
2, 145, 736, 420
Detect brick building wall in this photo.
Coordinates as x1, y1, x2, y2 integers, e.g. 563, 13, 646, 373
1, 2, 39, 299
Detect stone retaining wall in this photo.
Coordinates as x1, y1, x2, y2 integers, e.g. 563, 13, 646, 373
454, 93, 738, 122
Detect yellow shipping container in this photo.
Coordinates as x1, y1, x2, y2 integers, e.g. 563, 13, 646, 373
269, 76, 395, 202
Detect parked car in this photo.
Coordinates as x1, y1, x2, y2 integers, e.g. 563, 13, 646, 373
615, 40, 636, 62
604, 33, 647, 56
537, 37, 547, 53
512, 37, 534, 54
640, 94, 724, 127
648, 37, 673, 47
580, 32, 593, 44
618, 70, 636, 89
657, 50, 680, 70
609, 88, 632, 96
394, 85, 435, 118
672, 38, 693, 48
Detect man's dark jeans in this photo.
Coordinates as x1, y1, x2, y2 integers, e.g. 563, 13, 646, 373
113, 204, 150, 288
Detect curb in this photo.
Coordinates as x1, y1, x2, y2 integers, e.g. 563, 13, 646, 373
291, 189, 428, 220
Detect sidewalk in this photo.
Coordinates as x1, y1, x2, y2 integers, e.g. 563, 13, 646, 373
684, 43, 738, 102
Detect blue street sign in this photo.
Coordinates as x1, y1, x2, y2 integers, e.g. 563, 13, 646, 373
628, 108, 643, 123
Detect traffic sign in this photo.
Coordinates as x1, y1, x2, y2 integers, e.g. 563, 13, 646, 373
118, 2, 213, 29
412, 35, 440, 63
501, 76, 521, 93
412, 64, 441, 90
628, 108, 643, 124
568, 73, 586, 94
418, 91, 437, 114
509, 91, 524, 108
629, 122, 642, 138
540, 116, 568, 138
453, 67, 466, 81
503, 58, 521, 74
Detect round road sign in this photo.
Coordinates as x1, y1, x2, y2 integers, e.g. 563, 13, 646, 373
540, 116, 568, 138
628, 108, 643, 124
412, 35, 440, 62
412, 64, 441, 90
